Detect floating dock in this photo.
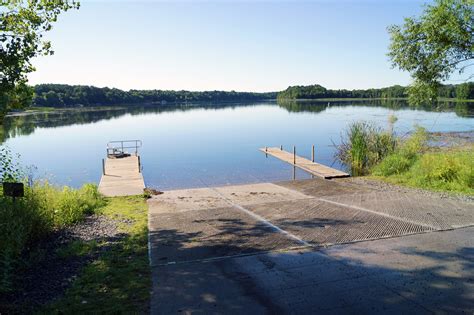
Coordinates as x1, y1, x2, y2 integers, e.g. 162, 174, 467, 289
260, 147, 349, 179
98, 155, 145, 197
98, 140, 145, 197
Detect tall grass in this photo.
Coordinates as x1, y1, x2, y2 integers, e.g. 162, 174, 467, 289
0, 182, 105, 292
336, 121, 397, 175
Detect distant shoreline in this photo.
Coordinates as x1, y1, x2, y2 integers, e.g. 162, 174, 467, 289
6, 97, 473, 117
5, 100, 277, 117
277, 97, 474, 102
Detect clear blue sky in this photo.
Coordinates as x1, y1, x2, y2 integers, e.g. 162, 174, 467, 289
28, 0, 431, 92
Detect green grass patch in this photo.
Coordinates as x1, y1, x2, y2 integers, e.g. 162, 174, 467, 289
0, 183, 105, 292
372, 147, 474, 195
371, 126, 473, 195
372, 127, 427, 176
56, 240, 99, 259
43, 196, 151, 313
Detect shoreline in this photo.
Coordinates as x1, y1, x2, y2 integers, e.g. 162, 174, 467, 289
6, 97, 473, 118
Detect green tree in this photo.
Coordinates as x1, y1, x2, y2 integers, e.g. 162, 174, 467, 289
388, 0, 473, 105
456, 81, 474, 99
0, 0, 79, 122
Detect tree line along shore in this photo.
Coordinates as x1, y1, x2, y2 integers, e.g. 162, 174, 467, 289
10, 82, 473, 110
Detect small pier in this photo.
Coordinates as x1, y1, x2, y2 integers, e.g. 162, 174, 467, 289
260, 146, 349, 179
98, 140, 145, 197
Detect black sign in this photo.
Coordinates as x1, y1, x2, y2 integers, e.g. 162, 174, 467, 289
3, 182, 24, 198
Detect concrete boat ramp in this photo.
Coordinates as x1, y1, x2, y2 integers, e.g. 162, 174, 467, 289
95, 142, 474, 313
148, 178, 474, 314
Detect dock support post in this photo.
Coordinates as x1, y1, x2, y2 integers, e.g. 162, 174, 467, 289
102, 158, 106, 175
312, 145, 315, 162
293, 146, 296, 164
138, 155, 141, 173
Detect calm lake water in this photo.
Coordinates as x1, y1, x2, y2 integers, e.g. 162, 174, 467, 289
2, 100, 473, 190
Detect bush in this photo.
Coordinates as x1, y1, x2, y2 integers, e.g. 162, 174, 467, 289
0, 183, 105, 292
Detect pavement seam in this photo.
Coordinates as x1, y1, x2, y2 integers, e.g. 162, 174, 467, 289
147, 204, 153, 266
150, 245, 309, 267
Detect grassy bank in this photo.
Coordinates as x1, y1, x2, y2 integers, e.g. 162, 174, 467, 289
337, 123, 473, 195
43, 196, 150, 313
1, 147, 150, 312
372, 144, 474, 195
0, 183, 105, 293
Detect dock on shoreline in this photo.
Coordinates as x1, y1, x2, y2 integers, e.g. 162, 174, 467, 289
260, 146, 349, 179
98, 155, 145, 197
98, 140, 145, 197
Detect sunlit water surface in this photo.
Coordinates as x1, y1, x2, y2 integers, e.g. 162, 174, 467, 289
3, 101, 473, 190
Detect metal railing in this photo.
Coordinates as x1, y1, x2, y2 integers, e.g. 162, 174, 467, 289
106, 140, 142, 157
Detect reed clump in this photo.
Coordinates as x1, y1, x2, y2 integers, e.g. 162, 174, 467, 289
336, 121, 397, 175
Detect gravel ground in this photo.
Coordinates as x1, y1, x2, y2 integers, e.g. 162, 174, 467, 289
65, 214, 123, 241
0, 215, 125, 313
340, 177, 474, 203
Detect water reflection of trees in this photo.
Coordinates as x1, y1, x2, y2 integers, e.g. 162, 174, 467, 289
1, 100, 472, 144
277, 99, 474, 118
0, 103, 261, 143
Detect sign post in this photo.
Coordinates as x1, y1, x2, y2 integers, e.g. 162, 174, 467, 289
3, 182, 25, 203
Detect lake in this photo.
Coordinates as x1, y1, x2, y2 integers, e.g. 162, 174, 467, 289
2, 100, 473, 190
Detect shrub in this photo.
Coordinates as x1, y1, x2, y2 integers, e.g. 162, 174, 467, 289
0, 146, 23, 182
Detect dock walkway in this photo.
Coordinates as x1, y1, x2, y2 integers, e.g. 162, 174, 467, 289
98, 155, 145, 197
260, 147, 349, 179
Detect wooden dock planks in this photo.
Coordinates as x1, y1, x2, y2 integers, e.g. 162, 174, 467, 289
98, 155, 145, 197
260, 147, 350, 179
